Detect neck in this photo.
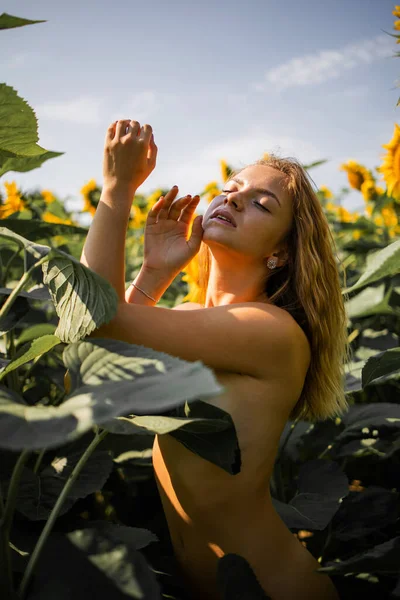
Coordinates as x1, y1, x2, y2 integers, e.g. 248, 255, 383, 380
204, 253, 270, 308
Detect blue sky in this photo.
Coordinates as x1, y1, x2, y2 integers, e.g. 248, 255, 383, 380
1, 0, 398, 224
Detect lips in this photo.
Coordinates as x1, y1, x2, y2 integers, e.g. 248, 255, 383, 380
210, 208, 237, 227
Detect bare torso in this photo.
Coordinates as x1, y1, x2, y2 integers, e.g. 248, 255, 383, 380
152, 302, 339, 600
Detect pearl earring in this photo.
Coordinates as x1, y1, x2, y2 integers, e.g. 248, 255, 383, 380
267, 256, 278, 269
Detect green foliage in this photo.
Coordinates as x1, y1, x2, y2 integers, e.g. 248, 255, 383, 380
0, 13, 46, 30
0, 85, 63, 176
0, 9, 400, 600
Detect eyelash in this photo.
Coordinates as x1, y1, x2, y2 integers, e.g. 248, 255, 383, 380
221, 190, 270, 212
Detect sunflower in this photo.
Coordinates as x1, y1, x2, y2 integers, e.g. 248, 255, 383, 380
352, 230, 361, 240
145, 189, 164, 212
0, 181, 26, 217
42, 211, 74, 225
319, 185, 333, 199
340, 160, 374, 191
360, 180, 379, 202
220, 160, 233, 183
181, 255, 202, 303
378, 123, 400, 203
394, 5, 400, 18
81, 179, 102, 216
325, 201, 339, 213
41, 190, 56, 205
201, 180, 221, 204
128, 204, 148, 230
337, 206, 357, 223
381, 205, 398, 228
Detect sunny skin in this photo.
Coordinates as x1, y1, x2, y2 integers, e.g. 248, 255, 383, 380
80, 119, 297, 380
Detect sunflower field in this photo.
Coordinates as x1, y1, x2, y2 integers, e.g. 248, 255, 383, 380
1, 8, 400, 600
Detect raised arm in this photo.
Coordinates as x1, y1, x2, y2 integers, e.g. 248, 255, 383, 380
81, 118, 204, 310
80, 119, 159, 303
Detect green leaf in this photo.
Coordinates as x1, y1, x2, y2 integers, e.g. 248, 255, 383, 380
0, 334, 61, 380
42, 249, 119, 343
272, 460, 349, 530
1, 218, 87, 240
0, 150, 63, 177
0, 338, 225, 450
104, 413, 230, 436
0, 293, 30, 334
318, 536, 400, 575
67, 522, 161, 599
345, 284, 400, 319
217, 554, 272, 600
302, 159, 328, 170
12, 448, 113, 520
16, 323, 57, 345
362, 348, 400, 387
0, 85, 50, 162
343, 239, 400, 294
0, 13, 46, 30
0, 226, 50, 260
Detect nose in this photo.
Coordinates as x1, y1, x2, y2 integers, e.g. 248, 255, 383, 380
223, 190, 243, 210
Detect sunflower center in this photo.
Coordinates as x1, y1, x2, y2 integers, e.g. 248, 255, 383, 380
348, 171, 364, 190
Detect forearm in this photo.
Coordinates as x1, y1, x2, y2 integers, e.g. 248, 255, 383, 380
124, 265, 178, 306
80, 185, 133, 302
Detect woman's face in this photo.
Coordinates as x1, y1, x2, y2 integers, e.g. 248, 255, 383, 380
202, 164, 294, 264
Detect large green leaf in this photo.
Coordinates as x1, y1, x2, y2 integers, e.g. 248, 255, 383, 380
345, 284, 400, 319
16, 323, 57, 345
67, 523, 162, 599
0, 219, 87, 240
0, 13, 46, 29
0, 334, 61, 381
0, 338, 225, 450
272, 460, 348, 530
0, 85, 51, 163
318, 536, 400, 575
42, 249, 119, 343
7, 447, 113, 520
0, 226, 50, 260
343, 239, 400, 294
0, 150, 64, 177
362, 348, 400, 387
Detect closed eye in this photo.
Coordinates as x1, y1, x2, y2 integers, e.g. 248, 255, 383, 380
221, 190, 270, 213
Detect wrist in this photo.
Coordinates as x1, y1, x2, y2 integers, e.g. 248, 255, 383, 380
101, 181, 137, 202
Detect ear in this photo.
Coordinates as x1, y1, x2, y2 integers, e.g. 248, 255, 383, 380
267, 247, 289, 268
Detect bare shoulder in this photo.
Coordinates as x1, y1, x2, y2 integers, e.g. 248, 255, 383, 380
172, 300, 310, 378
171, 302, 203, 311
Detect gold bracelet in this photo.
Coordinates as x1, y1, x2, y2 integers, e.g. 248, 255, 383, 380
131, 281, 156, 302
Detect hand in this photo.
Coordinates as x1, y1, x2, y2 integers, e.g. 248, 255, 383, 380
103, 120, 157, 192
143, 186, 204, 275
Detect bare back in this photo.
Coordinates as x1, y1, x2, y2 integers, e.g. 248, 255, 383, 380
152, 302, 339, 600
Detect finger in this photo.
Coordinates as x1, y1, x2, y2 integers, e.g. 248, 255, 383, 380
157, 186, 179, 217
146, 196, 165, 224
105, 121, 117, 143
138, 123, 153, 145
127, 120, 141, 137
116, 119, 132, 139
147, 133, 158, 163
168, 195, 194, 220
178, 196, 201, 224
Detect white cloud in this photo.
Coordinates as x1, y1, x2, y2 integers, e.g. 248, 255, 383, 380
35, 96, 104, 124
254, 34, 393, 91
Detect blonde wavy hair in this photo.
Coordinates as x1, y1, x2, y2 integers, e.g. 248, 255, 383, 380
195, 155, 352, 422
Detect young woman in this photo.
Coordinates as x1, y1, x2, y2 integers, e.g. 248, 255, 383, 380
81, 119, 350, 600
